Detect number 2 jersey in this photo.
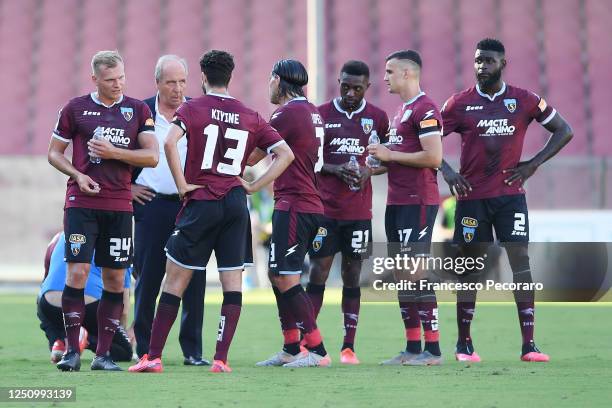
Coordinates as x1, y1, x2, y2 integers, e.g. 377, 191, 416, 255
173, 92, 284, 202
269, 97, 324, 214
441, 82, 557, 200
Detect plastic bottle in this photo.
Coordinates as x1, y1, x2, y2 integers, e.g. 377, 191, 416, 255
366, 130, 381, 168
347, 155, 361, 191
89, 127, 103, 164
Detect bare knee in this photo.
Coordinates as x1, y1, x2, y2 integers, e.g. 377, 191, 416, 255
102, 268, 126, 292
66, 263, 90, 288
340, 256, 361, 287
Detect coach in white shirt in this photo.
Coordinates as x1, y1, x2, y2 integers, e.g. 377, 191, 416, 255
131, 55, 208, 366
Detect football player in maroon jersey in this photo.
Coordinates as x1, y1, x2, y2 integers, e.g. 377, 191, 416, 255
254, 59, 332, 368
441, 38, 573, 363
129, 50, 293, 374
306, 60, 389, 365
48, 50, 158, 372
368, 50, 444, 366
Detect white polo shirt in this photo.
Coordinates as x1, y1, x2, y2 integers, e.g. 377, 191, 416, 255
135, 94, 187, 194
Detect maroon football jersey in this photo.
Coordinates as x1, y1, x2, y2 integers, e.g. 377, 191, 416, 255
53, 93, 154, 212
386, 92, 442, 206
317, 99, 389, 220
270, 97, 324, 214
442, 83, 556, 200
174, 93, 283, 202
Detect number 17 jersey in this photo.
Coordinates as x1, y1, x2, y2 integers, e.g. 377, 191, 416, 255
174, 93, 284, 202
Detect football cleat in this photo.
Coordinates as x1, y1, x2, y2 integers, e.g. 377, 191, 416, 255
283, 352, 331, 368
128, 354, 163, 373
255, 350, 306, 367
56, 351, 81, 372
380, 351, 420, 365
210, 360, 232, 373
184, 356, 211, 366
51, 339, 66, 363
455, 338, 481, 362
403, 351, 443, 366
521, 342, 550, 362
91, 355, 122, 371
340, 348, 360, 365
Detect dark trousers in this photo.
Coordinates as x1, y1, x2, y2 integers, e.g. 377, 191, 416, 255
36, 295, 133, 361
133, 197, 206, 359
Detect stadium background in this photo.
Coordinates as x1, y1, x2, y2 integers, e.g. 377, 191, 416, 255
1, 0, 611, 287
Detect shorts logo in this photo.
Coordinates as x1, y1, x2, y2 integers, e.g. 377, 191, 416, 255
69, 234, 86, 256
120, 107, 134, 121
504, 98, 517, 113
361, 118, 373, 134
461, 217, 478, 243
311, 227, 328, 252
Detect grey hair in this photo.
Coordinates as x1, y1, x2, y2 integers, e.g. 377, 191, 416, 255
91, 50, 123, 76
155, 55, 188, 83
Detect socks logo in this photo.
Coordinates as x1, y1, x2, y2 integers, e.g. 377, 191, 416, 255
217, 316, 226, 341
344, 313, 359, 322
64, 312, 81, 319
295, 321, 304, 331
462, 308, 475, 315
520, 308, 535, 316
104, 318, 120, 332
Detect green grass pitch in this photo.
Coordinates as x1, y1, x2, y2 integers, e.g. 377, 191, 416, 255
0, 292, 610, 407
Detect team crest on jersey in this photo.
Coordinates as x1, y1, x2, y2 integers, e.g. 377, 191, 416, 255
461, 217, 478, 243
120, 107, 134, 121
361, 118, 374, 134
311, 227, 328, 252
504, 99, 517, 113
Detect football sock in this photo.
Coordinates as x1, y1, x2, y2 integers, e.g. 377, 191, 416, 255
341, 286, 360, 351
282, 284, 327, 356
306, 283, 325, 318
62, 285, 85, 354
213, 291, 242, 363
95, 289, 124, 357
456, 288, 477, 342
273, 286, 300, 348
399, 290, 421, 353
512, 267, 536, 345
148, 292, 181, 360
417, 287, 441, 356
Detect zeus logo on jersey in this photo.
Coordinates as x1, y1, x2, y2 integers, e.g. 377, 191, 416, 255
329, 137, 365, 154
325, 123, 341, 128
82, 110, 100, 116
476, 119, 516, 136
95, 127, 130, 146
387, 128, 403, 144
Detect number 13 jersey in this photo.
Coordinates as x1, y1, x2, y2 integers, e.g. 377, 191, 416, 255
173, 92, 284, 202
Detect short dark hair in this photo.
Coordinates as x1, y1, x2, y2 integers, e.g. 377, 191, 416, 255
386, 50, 422, 68
340, 60, 370, 78
476, 38, 505, 54
199, 50, 235, 87
272, 59, 308, 98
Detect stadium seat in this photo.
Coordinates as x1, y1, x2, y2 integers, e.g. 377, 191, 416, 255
0, 0, 36, 154
586, 0, 612, 155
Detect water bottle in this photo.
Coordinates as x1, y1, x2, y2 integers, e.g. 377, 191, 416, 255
347, 155, 360, 191
89, 126, 103, 164
366, 130, 381, 168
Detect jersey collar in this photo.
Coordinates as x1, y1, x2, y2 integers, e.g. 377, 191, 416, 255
476, 82, 506, 101
284, 96, 307, 105
333, 97, 366, 119
207, 91, 235, 99
90, 92, 123, 108
403, 91, 426, 107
